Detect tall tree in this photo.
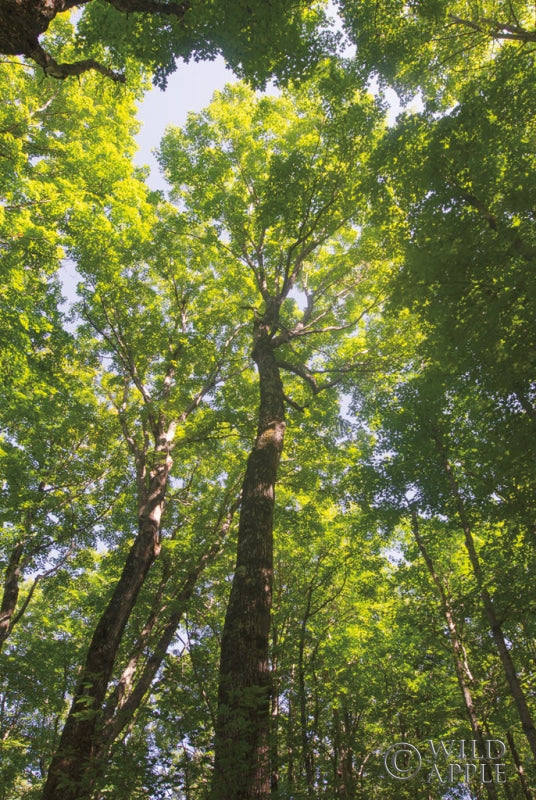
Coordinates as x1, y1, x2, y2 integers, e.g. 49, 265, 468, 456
158, 75, 383, 798
40, 160, 252, 796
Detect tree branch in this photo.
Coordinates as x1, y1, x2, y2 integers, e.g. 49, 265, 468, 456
29, 44, 126, 83
449, 15, 536, 43
106, 0, 190, 18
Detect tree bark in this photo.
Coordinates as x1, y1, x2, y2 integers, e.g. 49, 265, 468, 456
0, 541, 24, 651
0, 0, 188, 81
41, 445, 171, 800
212, 312, 286, 800
96, 495, 239, 757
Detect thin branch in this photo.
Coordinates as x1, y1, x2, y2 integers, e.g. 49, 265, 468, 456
10, 542, 76, 631
448, 14, 536, 43
283, 393, 306, 413
107, 0, 190, 18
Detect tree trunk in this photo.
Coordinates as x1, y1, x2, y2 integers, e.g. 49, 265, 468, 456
410, 510, 499, 800
0, 541, 24, 651
212, 315, 285, 800
96, 495, 239, 758
41, 448, 171, 800
432, 429, 536, 761
298, 586, 315, 798
270, 616, 280, 794
332, 704, 356, 800
506, 730, 534, 800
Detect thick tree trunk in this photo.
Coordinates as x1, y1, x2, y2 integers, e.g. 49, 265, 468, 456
433, 429, 536, 761
0, 541, 24, 651
41, 449, 171, 800
410, 510, 499, 800
212, 317, 285, 800
0, 0, 187, 81
0, 0, 67, 56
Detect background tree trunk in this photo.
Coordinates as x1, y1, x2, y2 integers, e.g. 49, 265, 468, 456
41, 449, 171, 800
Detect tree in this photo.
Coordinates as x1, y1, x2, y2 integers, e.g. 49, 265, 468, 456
338, 0, 536, 105
0, 44, 147, 655
1, 3, 535, 796
0, 0, 333, 86
158, 75, 384, 798
40, 149, 254, 797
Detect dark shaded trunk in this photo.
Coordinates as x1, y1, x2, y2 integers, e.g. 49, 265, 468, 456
0, 0, 68, 56
410, 510, 498, 800
270, 619, 280, 795
432, 429, 536, 761
212, 319, 285, 800
41, 450, 171, 800
332, 704, 356, 800
287, 667, 296, 796
0, 541, 24, 650
0, 0, 188, 81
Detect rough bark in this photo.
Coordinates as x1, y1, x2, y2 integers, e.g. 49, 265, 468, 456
432, 428, 536, 761
212, 311, 286, 800
41, 446, 171, 800
0, 541, 24, 650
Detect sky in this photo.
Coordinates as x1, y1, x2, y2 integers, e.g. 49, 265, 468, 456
134, 57, 236, 191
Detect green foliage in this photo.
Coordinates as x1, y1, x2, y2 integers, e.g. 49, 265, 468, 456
339, 0, 535, 105
0, 11, 534, 799
73, 0, 336, 88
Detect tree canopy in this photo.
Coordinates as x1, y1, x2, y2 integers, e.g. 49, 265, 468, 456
0, 5, 535, 800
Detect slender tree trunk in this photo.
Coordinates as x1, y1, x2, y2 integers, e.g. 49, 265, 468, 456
298, 586, 315, 798
432, 429, 536, 761
212, 315, 285, 800
410, 510, 499, 800
506, 730, 534, 800
270, 627, 279, 795
41, 447, 171, 800
287, 666, 296, 796
332, 704, 355, 800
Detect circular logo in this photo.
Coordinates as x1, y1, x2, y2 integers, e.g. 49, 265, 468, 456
384, 742, 422, 780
